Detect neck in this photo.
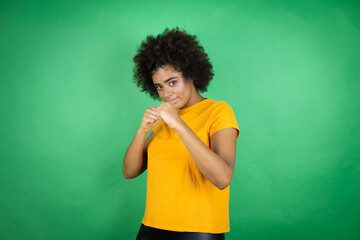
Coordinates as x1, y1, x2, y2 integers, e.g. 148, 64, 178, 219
181, 88, 205, 109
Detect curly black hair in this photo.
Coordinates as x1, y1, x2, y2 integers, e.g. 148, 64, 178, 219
133, 27, 214, 100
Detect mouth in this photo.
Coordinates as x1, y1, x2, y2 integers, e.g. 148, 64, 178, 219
170, 98, 178, 104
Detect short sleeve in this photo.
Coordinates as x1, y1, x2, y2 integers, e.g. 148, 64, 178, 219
209, 101, 240, 138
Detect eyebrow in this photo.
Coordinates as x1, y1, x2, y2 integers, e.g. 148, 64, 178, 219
154, 77, 178, 86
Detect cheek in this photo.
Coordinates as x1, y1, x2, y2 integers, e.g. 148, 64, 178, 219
158, 91, 165, 100
156, 90, 163, 98
159, 91, 169, 102
175, 83, 187, 95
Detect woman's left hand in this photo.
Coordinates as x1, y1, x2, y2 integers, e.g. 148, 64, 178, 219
157, 101, 183, 129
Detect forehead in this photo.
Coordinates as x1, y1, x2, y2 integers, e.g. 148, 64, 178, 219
152, 65, 183, 83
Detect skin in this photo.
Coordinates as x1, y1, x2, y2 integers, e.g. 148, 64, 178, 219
123, 65, 238, 190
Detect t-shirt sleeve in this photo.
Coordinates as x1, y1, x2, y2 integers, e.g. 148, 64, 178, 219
209, 101, 240, 138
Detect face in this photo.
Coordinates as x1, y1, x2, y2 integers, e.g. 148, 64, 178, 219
152, 65, 198, 109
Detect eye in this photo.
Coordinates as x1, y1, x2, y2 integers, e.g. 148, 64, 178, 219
155, 85, 162, 90
169, 81, 176, 86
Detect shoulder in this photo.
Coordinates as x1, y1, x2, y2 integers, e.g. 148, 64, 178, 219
206, 99, 236, 115
206, 99, 239, 138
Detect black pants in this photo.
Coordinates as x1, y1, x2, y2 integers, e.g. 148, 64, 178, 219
135, 224, 225, 240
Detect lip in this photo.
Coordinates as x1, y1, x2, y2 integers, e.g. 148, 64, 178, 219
170, 97, 178, 104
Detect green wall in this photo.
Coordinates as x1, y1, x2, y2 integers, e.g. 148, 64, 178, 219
1, 0, 359, 239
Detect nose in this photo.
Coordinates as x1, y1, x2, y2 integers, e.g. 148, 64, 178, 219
164, 87, 172, 97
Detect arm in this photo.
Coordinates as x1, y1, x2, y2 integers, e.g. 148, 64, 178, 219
122, 130, 154, 179
175, 122, 238, 190
158, 102, 238, 190
122, 107, 160, 179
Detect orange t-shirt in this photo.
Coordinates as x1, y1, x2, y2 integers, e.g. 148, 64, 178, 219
142, 99, 239, 233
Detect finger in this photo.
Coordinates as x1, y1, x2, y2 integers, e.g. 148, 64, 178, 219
144, 112, 161, 120
146, 108, 160, 115
150, 107, 162, 113
143, 116, 157, 123
153, 118, 161, 126
155, 105, 165, 114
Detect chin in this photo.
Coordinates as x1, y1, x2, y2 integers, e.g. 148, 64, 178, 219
172, 98, 182, 108
174, 103, 181, 109
178, 103, 187, 109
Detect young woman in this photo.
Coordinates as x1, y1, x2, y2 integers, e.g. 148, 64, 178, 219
123, 27, 240, 240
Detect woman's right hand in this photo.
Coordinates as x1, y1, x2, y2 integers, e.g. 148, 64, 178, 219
139, 107, 162, 133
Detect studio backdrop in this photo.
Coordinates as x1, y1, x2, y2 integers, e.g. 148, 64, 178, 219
1, 0, 359, 240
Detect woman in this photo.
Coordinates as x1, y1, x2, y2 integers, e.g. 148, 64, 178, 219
123, 27, 240, 240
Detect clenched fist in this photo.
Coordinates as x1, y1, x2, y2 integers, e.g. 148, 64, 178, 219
139, 106, 162, 133
157, 101, 183, 129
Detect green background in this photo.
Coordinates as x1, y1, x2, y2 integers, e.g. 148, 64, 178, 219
1, 0, 359, 239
